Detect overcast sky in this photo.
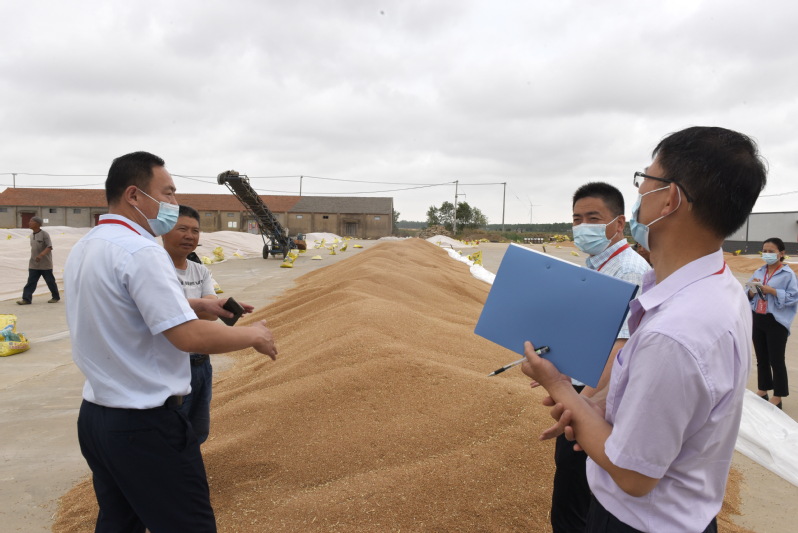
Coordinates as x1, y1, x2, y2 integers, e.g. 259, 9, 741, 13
1, 0, 796, 225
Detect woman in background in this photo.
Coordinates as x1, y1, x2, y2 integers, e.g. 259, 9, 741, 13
746, 237, 798, 409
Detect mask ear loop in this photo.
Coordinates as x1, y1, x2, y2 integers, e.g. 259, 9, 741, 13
645, 185, 681, 228
607, 215, 621, 241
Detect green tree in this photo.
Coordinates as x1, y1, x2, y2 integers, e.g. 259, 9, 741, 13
438, 201, 455, 230
426, 205, 440, 227
426, 201, 488, 232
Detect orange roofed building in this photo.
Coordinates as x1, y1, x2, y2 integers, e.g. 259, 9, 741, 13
0, 188, 394, 238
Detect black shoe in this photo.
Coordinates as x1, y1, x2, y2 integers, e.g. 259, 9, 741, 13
757, 392, 769, 402
775, 401, 783, 410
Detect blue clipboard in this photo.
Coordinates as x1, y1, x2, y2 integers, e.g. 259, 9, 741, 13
474, 244, 638, 387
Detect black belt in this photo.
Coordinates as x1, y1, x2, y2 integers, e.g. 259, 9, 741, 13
162, 395, 184, 409
190, 353, 210, 366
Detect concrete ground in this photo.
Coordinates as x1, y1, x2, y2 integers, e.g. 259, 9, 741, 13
1, 240, 796, 532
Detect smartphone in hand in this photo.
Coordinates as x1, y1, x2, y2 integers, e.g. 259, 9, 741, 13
221, 297, 245, 326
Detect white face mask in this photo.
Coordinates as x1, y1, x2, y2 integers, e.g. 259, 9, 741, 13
762, 252, 779, 265
628, 185, 679, 251
135, 189, 179, 236
572, 216, 619, 256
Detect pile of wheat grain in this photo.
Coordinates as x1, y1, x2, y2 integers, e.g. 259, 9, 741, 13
54, 239, 750, 532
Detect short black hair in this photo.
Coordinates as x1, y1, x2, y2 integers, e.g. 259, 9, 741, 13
653, 127, 767, 238
178, 205, 200, 222
572, 182, 625, 217
764, 237, 786, 261
105, 151, 165, 205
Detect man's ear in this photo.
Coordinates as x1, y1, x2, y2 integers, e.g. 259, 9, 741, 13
616, 214, 626, 234
660, 184, 681, 217
122, 185, 140, 207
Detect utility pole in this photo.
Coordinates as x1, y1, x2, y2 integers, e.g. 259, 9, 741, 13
299, 175, 303, 196
501, 182, 506, 232
12, 173, 16, 188
453, 180, 458, 235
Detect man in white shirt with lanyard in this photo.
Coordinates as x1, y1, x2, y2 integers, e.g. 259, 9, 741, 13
163, 204, 220, 445
65, 151, 278, 532
545, 182, 651, 533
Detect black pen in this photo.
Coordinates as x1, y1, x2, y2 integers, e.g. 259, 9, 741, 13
487, 346, 550, 376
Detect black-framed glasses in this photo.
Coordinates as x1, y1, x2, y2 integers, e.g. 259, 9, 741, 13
633, 171, 694, 203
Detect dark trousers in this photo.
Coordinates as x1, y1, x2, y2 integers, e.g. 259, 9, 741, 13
77, 400, 217, 533
551, 384, 590, 533
752, 312, 790, 397
552, 434, 590, 532
21, 268, 60, 302
586, 494, 717, 533
178, 356, 213, 444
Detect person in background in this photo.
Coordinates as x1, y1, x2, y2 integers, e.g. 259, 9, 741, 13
17, 216, 61, 305
162, 205, 220, 444
746, 237, 798, 409
66, 151, 278, 532
544, 182, 650, 532
523, 126, 766, 532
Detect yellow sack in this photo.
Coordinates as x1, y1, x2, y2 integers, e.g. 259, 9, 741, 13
212, 246, 225, 262
467, 250, 483, 265
1, 314, 31, 357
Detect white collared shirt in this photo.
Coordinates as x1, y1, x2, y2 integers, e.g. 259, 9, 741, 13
65, 214, 197, 408
587, 250, 750, 532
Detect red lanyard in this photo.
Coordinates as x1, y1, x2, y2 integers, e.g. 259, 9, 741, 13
763, 264, 781, 286
98, 219, 141, 235
634, 260, 727, 329
597, 243, 630, 272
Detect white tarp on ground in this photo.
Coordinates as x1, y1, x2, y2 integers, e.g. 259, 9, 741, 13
426, 235, 476, 248
736, 389, 798, 486
448, 246, 798, 488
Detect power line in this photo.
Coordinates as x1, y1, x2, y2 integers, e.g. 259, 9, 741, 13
250, 183, 450, 195
760, 190, 798, 197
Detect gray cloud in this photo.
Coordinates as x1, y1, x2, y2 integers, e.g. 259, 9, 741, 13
1, 0, 796, 224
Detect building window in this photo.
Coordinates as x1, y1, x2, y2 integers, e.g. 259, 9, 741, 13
323, 215, 329, 219
374, 216, 381, 220
0, 207, 7, 212
205, 212, 213, 217
227, 221, 238, 228
227, 213, 236, 217
73, 208, 82, 214
49, 208, 57, 213
296, 214, 303, 219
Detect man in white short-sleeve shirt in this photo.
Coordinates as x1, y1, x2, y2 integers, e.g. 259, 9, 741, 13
66, 151, 278, 533
522, 127, 767, 532
163, 204, 219, 445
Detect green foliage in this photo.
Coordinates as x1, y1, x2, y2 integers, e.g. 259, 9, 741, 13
426, 200, 488, 233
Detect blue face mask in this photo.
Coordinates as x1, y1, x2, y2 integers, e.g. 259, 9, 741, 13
573, 216, 619, 256
135, 189, 179, 236
629, 185, 678, 251
762, 252, 779, 265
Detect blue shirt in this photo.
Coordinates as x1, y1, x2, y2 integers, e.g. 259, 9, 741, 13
747, 263, 798, 333
65, 214, 197, 409
587, 249, 750, 532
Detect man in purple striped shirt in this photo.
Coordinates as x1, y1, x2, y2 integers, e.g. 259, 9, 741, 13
523, 127, 767, 532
